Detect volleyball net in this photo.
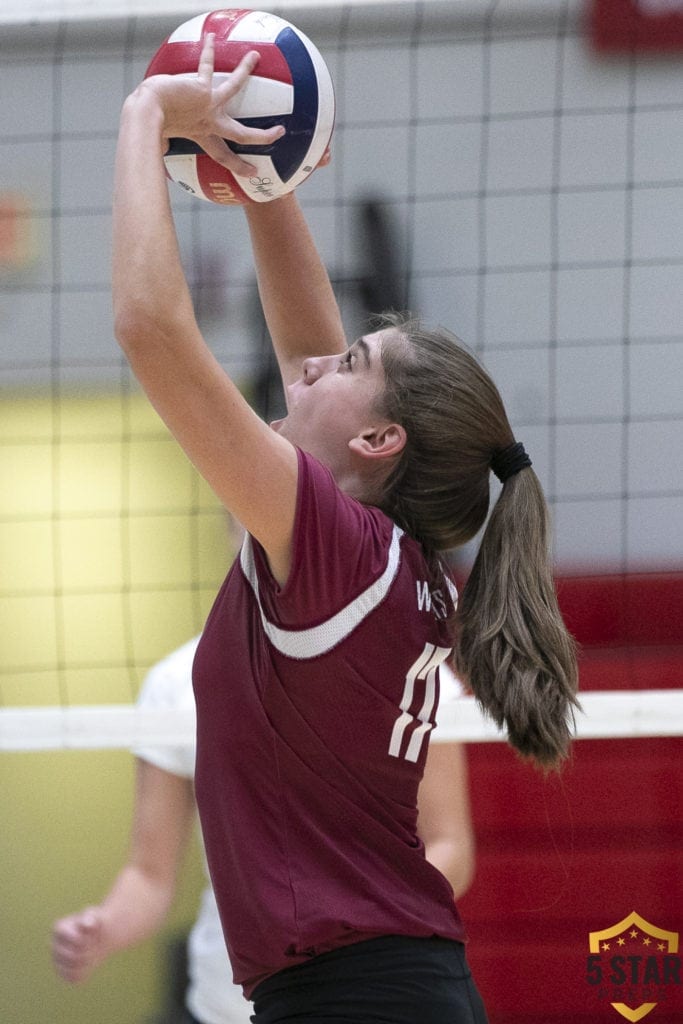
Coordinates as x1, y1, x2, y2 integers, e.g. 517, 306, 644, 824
1, 0, 681, 751
2, 690, 682, 752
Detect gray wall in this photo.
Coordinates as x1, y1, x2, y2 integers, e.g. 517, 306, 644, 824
1, 0, 682, 571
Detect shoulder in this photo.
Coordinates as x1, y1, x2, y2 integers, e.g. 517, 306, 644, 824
294, 448, 395, 551
241, 452, 402, 636
136, 636, 200, 710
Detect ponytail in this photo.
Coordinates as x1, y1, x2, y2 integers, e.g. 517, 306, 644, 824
373, 311, 580, 770
454, 468, 580, 770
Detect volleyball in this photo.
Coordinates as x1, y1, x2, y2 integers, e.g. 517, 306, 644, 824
144, 8, 335, 204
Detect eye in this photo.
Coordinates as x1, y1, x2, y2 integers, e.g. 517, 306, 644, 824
338, 350, 354, 371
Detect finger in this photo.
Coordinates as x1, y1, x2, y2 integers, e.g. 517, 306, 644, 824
78, 909, 100, 933
200, 136, 258, 177
218, 48, 261, 98
53, 945, 85, 968
52, 930, 88, 957
53, 934, 81, 957
53, 949, 91, 986
197, 32, 216, 83
53, 919, 84, 946
53, 908, 100, 946
213, 119, 285, 149
54, 956, 90, 985
52, 929, 97, 979
201, 124, 285, 177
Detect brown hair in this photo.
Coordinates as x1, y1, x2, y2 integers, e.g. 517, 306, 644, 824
375, 312, 579, 770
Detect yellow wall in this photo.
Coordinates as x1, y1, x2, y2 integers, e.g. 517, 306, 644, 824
0, 390, 233, 1023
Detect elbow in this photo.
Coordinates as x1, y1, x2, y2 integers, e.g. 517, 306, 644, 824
114, 303, 178, 370
113, 311, 133, 356
428, 832, 477, 900
114, 290, 194, 364
114, 304, 154, 357
450, 837, 476, 900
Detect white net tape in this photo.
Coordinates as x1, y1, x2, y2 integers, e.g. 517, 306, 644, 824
1, 0, 679, 755
2, 689, 682, 751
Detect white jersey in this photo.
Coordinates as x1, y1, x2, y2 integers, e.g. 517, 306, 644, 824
134, 637, 251, 1024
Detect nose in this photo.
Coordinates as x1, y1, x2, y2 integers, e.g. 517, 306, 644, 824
302, 354, 337, 385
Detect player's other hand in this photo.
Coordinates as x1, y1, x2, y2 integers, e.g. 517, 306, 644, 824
51, 906, 107, 984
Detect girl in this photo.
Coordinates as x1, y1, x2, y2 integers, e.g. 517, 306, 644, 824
113, 37, 577, 1024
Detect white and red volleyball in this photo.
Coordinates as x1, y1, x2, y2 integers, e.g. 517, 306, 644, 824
145, 9, 335, 205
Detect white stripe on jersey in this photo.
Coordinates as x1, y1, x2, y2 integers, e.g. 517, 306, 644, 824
444, 574, 458, 609
239, 525, 403, 659
388, 643, 451, 761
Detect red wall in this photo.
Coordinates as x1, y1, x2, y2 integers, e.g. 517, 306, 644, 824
457, 574, 683, 1023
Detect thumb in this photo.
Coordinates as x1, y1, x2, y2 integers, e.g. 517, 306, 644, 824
77, 907, 102, 936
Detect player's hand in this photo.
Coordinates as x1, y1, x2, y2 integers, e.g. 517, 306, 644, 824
140, 34, 285, 176
51, 906, 108, 984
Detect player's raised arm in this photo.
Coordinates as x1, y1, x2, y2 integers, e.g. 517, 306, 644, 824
244, 193, 348, 390
112, 39, 298, 583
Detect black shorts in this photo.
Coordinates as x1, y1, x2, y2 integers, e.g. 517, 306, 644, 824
250, 935, 489, 1024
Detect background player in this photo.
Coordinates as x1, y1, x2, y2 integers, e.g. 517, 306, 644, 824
51, 638, 475, 1024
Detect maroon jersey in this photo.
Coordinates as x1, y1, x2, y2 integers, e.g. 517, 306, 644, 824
193, 449, 466, 997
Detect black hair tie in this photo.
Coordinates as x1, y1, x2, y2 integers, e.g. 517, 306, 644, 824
490, 441, 532, 483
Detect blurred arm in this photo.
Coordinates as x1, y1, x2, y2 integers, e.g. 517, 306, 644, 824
418, 741, 476, 899
52, 760, 195, 984
244, 192, 348, 390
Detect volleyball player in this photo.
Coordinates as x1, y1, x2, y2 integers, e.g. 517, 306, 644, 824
51, 639, 474, 1024
111, 38, 577, 1022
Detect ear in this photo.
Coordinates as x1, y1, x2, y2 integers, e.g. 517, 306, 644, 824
348, 422, 407, 461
